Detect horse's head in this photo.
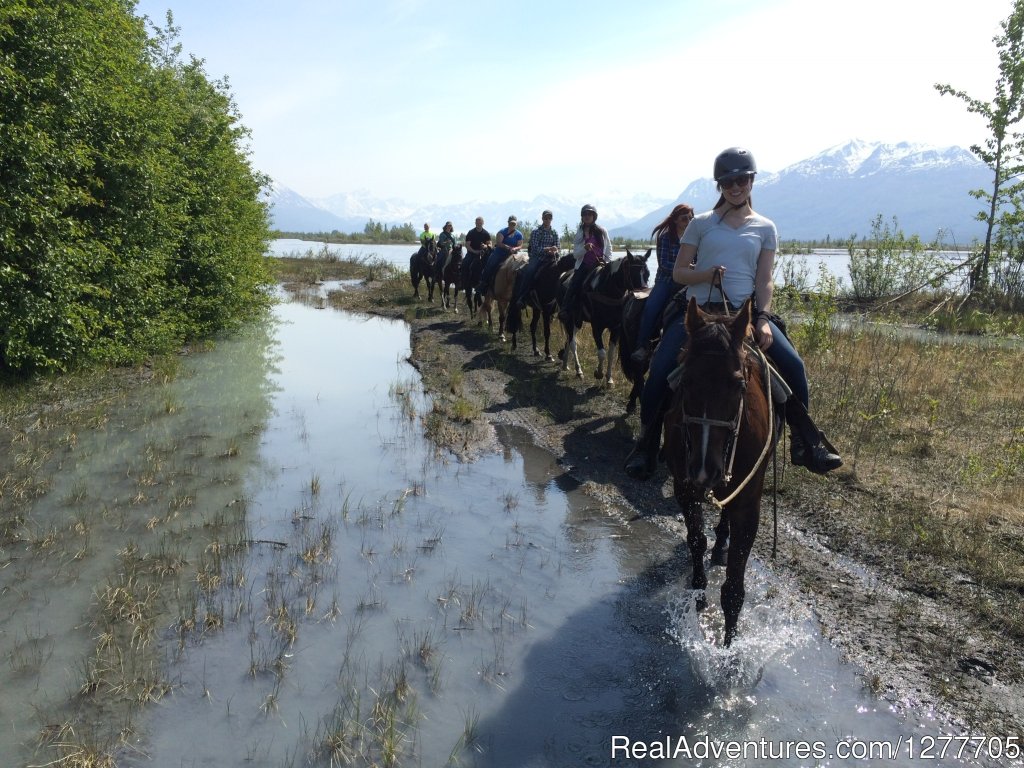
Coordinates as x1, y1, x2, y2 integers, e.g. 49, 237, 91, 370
676, 297, 753, 490
619, 249, 652, 294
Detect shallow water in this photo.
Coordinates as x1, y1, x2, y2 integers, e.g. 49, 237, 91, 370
2, 292, 1017, 767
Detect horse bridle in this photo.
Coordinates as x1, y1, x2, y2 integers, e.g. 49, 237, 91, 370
677, 290, 776, 509
679, 355, 747, 490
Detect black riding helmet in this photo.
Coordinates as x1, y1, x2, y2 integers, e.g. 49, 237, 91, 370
713, 147, 757, 181
580, 204, 598, 220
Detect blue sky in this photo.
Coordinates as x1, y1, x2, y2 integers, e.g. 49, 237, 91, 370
133, 0, 1012, 204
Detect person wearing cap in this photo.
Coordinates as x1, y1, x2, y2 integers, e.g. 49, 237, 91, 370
624, 147, 842, 479
477, 215, 524, 295
513, 210, 561, 308
558, 204, 611, 322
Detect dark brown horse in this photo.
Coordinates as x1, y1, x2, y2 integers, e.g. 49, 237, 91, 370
558, 249, 650, 383
410, 238, 438, 301
616, 248, 655, 413
506, 253, 575, 361
459, 245, 489, 315
662, 297, 779, 647
434, 244, 463, 311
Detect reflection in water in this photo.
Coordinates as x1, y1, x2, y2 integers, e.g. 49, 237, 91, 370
0, 315, 279, 766
26, 293, 1008, 767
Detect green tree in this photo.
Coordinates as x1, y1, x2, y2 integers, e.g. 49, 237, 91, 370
0, 1, 270, 374
935, 0, 1024, 292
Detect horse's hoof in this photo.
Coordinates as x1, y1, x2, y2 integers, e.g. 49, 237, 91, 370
575, 370, 583, 379
695, 592, 708, 612
546, 355, 555, 362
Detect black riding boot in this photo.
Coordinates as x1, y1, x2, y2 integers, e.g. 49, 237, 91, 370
786, 398, 842, 474
624, 420, 662, 480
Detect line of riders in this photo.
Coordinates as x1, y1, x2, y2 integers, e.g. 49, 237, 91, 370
413, 147, 843, 482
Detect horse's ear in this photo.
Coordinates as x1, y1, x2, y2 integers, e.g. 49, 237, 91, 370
731, 299, 753, 345
685, 296, 705, 334
626, 249, 633, 259
643, 248, 652, 262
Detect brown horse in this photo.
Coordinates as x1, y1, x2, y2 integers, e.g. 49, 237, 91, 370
506, 253, 575, 361
478, 252, 529, 345
662, 297, 779, 647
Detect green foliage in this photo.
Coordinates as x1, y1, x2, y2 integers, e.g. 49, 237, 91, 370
789, 264, 839, 354
935, 0, 1024, 292
846, 215, 944, 302
279, 221, 419, 245
0, 2, 271, 375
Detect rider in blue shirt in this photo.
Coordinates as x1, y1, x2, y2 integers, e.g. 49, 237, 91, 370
478, 216, 524, 294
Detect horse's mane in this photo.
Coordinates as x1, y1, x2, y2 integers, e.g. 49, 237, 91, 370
685, 315, 738, 359
679, 312, 752, 394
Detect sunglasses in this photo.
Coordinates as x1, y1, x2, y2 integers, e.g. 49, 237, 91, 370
720, 175, 753, 190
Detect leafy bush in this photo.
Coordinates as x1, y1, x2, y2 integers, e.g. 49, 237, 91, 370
847, 215, 945, 302
0, 2, 271, 374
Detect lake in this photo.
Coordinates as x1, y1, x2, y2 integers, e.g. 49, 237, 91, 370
269, 238, 973, 293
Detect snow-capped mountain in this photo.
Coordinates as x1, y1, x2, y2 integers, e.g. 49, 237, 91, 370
266, 185, 673, 234
268, 141, 991, 243
612, 141, 991, 243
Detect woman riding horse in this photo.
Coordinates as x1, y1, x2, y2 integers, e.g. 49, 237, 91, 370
624, 147, 842, 479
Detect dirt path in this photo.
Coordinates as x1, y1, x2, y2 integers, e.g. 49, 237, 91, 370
394, 309, 1024, 745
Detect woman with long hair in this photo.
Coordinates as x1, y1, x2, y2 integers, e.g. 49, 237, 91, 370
630, 203, 694, 363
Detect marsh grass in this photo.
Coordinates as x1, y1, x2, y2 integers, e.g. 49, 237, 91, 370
790, 323, 1024, 630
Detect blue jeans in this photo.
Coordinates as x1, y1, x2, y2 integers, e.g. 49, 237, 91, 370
635, 278, 679, 350
640, 309, 809, 425
513, 256, 545, 305
479, 248, 509, 290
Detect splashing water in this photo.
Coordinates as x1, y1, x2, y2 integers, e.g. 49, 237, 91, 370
664, 564, 815, 696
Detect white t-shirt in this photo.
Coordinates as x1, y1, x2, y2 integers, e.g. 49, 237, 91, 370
681, 210, 778, 305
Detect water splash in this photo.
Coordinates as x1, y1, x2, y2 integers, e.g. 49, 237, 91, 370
664, 568, 815, 697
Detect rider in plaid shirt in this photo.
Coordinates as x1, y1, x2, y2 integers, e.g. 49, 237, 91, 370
513, 210, 561, 307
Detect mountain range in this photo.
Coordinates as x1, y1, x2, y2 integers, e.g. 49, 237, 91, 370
267, 140, 992, 243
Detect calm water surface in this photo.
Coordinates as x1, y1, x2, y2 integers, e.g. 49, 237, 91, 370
3, 287, 1009, 767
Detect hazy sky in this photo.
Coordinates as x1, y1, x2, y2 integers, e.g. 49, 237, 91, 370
133, 0, 1012, 203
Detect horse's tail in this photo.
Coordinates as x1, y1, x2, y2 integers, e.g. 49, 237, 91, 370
507, 300, 523, 334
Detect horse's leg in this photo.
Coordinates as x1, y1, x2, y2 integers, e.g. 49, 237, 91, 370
721, 502, 761, 647
606, 328, 618, 387
562, 323, 583, 377
626, 373, 644, 415
710, 509, 730, 567
676, 488, 708, 607
591, 324, 607, 382
542, 309, 554, 362
499, 301, 509, 344
530, 305, 541, 357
